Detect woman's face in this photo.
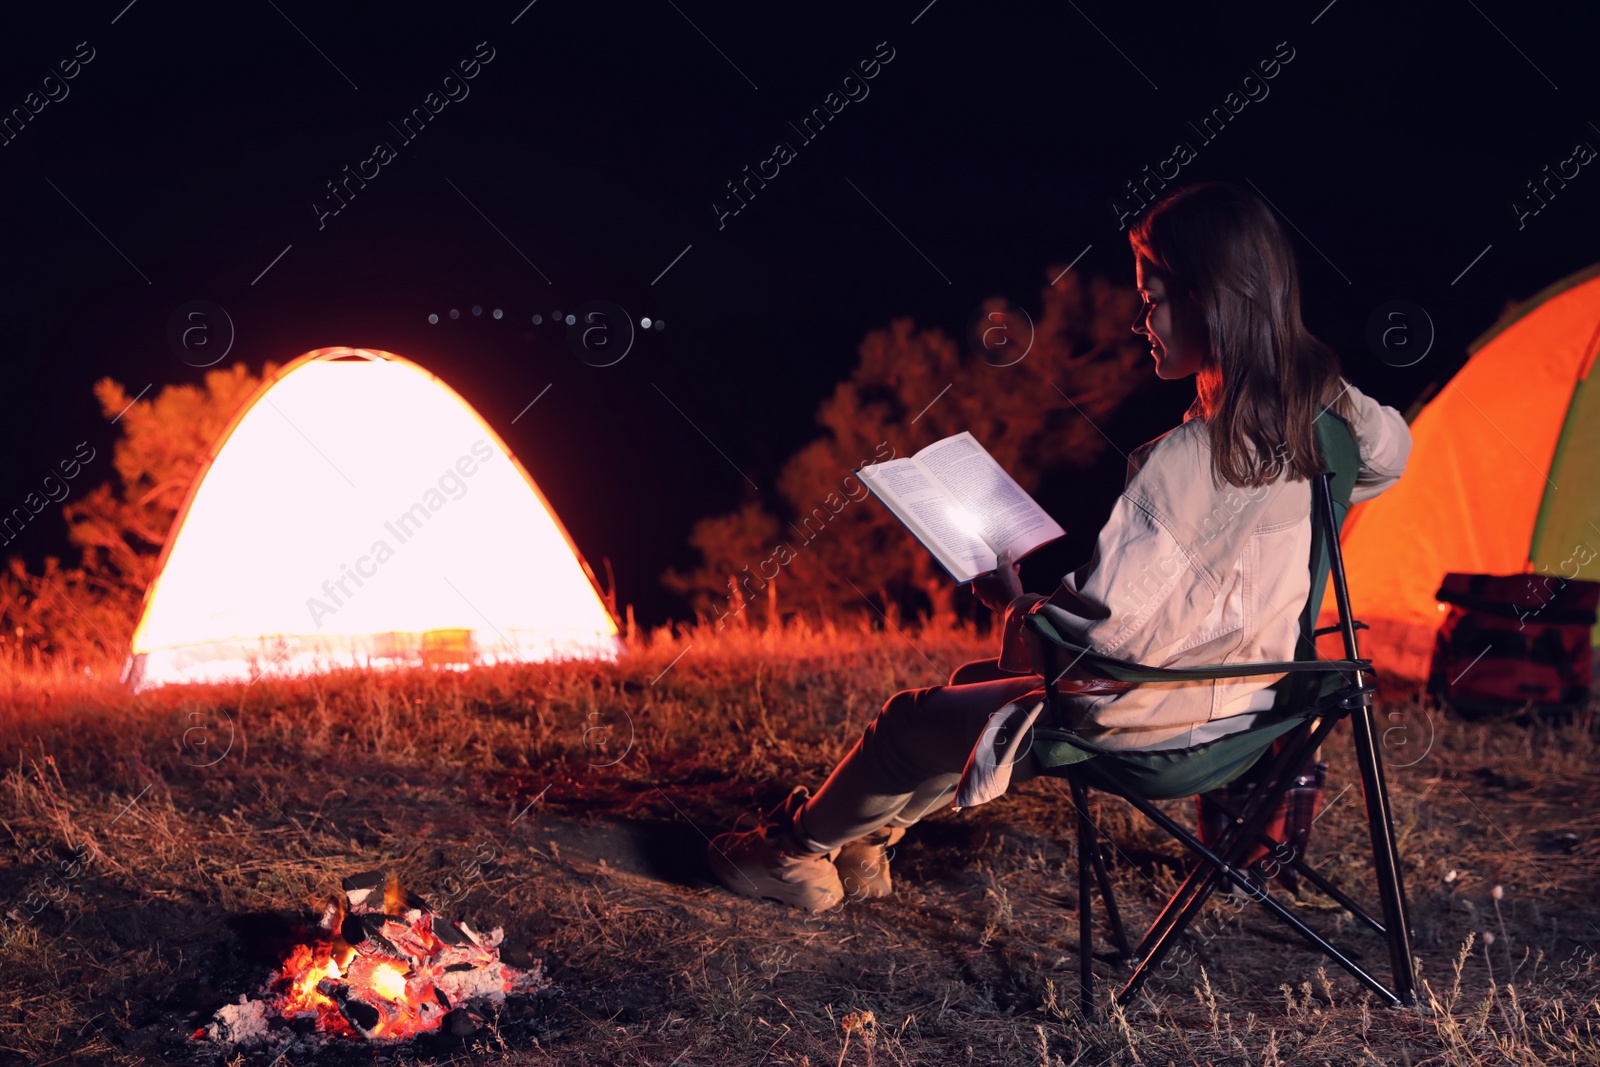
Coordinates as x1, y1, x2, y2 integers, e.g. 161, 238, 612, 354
1133, 259, 1208, 379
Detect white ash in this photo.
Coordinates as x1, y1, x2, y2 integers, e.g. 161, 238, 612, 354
435, 960, 510, 1004
205, 996, 271, 1045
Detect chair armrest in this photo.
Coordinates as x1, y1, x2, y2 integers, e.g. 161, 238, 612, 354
1023, 608, 1371, 686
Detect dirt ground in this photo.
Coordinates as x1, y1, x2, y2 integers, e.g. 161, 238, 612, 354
1, 622, 1597, 1065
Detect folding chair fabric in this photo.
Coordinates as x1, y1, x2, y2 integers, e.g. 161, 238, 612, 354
1014, 410, 1417, 1013
1031, 714, 1306, 799
1019, 411, 1368, 790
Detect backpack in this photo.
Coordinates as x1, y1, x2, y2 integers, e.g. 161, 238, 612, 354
1426, 571, 1599, 719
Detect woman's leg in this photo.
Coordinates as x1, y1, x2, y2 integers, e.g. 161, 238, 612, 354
947, 657, 1014, 686
792, 673, 1044, 852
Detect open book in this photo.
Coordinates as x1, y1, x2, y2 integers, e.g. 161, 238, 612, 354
857, 432, 1065, 584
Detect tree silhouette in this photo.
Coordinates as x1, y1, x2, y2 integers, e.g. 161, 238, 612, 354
0, 362, 271, 660
664, 267, 1151, 629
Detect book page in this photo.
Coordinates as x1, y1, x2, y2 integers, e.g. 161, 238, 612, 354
913, 433, 1065, 559
858, 459, 997, 583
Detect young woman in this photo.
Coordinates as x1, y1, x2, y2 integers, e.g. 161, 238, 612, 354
707, 181, 1414, 912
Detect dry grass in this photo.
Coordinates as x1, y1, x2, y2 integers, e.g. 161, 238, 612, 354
0, 617, 1597, 1065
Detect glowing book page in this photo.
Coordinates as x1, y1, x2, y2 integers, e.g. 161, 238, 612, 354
857, 433, 1065, 584
913, 433, 1065, 561
857, 459, 997, 583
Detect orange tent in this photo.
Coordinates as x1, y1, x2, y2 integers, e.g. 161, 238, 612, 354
1317, 262, 1600, 681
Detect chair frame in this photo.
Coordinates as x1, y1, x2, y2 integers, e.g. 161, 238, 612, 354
1023, 465, 1419, 1018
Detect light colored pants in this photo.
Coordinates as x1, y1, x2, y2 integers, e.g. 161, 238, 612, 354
793, 659, 1046, 852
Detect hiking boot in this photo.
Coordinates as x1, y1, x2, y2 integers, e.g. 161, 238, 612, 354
707, 786, 844, 913
834, 825, 907, 900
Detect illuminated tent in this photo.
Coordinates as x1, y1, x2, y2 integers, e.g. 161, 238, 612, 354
1316, 262, 1600, 681
123, 348, 622, 690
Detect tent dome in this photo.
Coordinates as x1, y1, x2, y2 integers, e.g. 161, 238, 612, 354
124, 348, 622, 689
1317, 262, 1600, 680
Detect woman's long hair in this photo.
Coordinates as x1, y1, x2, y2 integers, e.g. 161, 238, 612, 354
1129, 181, 1354, 489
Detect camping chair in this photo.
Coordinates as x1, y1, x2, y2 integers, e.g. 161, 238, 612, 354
1019, 410, 1417, 1017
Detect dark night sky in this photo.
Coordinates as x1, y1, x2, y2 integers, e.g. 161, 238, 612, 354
1, 0, 1596, 627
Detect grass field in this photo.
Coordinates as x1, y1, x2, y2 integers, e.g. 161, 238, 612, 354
1, 619, 1597, 1065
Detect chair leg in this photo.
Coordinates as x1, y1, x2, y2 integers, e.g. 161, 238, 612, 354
1091, 837, 1130, 959
1124, 768, 1317, 988
1120, 865, 1226, 1002
1069, 772, 1097, 1021
1115, 715, 1396, 1005
1349, 701, 1419, 1005
1320, 462, 1418, 1005
1108, 780, 1403, 1008
1127, 722, 1327, 974
1132, 863, 1209, 961
1205, 791, 1388, 937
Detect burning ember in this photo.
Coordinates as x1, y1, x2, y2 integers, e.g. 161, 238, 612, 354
202, 869, 548, 1046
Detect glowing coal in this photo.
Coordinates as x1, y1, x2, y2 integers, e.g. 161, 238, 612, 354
200, 868, 547, 1046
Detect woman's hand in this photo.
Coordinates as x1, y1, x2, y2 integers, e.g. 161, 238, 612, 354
970, 550, 1024, 615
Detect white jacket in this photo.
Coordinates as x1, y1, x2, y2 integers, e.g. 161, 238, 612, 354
991, 379, 1413, 751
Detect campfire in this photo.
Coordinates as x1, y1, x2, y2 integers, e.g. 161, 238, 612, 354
202, 869, 548, 1046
